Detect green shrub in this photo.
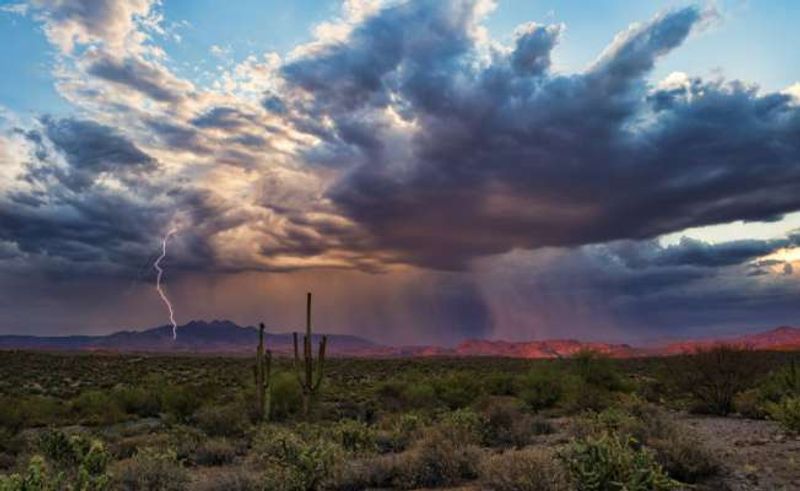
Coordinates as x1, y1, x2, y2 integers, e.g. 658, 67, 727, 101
72, 390, 127, 426
392, 429, 482, 489
37, 429, 84, 468
734, 388, 767, 419
648, 428, 720, 484
375, 380, 406, 411
8, 396, 64, 428
192, 468, 260, 491
111, 386, 161, 417
478, 397, 540, 448
75, 441, 112, 491
331, 419, 377, 455
251, 425, 343, 490
673, 345, 763, 416
192, 438, 237, 467
484, 371, 517, 396
160, 386, 200, 423
758, 360, 800, 404
766, 396, 800, 433
0, 398, 23, 433
35, 430, 112, 489
437, 408, 483, 445
479, 447, 570, 491
167, 425, 204, 461
402, 382, 438, 410
562, 432, 679, 491
433, 372, 483, 410
572, 351, 625, 392
113, 448, 189, 491
270, 373, 303, 421
571, 400, 719, 484
192, 403, 248, 437
375, 413, 424, 453
516, 368, 564, 411
0, 455, 64, 491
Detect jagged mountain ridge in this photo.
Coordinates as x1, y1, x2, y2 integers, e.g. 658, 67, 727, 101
0, 321, 799, 357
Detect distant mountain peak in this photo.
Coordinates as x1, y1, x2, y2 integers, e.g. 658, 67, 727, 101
0, 322, 798, 358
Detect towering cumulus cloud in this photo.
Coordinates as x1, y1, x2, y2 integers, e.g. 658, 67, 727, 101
281, 2, 800, 269
1, 0, 799, 342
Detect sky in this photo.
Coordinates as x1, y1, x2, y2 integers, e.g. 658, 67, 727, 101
0, 0, 799, 345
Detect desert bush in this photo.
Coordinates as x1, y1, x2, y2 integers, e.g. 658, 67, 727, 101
192, 468, 260, 491
330, 427, 481, 490
37, 429, 84, 468
734, 388, 767, 419
331, 419, 377, 455
766, 396, 800, 433
111, 433, 170, 460
113, 447, 189, 491
479, 447, 570, 491
168, 425, 205, 461
757, 360, 800, 403
392, 429, 482, 489
375, 413, 425, 453
562, 432, 679, 491
484, 371, 517, 396
432, 372, 483, 409
673, 345, 763, 416
648, 427, 720, 483
35, 429, 112, 489
515, 368, 564, 411
72, 390, 127, 426
270, 373, 303, 421
375, 379, 406, 411
570, 401, 719, 485
572, 351, 625, 392
192, 438, 236, 466
0, 455, 64, 491
437, 408, 483, 445
74, 441, 112, 491
0, 398, 23, 434
251, 424, 343, 490
160, 386, 200, 423
111, 386, 161, 417
192, 402, 248, 437
478, 397, 541, 448
402, 382, 438, 410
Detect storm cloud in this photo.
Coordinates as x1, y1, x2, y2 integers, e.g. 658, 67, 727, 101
2, 0, 800, 342
278, 2, 800, 269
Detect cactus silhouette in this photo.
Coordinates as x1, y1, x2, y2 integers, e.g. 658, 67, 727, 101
293, 292, 327, 418
255, 322, 272, 421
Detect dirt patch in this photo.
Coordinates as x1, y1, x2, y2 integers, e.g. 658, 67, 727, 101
679, 414, 800, 490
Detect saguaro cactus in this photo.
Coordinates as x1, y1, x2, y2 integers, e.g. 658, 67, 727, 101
255, 322, 272, 421
293, 292, 327, 418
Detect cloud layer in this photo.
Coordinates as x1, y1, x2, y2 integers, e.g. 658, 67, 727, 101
1, 0, 799, 341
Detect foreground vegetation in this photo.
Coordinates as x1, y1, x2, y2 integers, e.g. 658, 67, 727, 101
0, 347, 798, 490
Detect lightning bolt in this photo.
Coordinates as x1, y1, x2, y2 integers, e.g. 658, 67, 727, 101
154, 228, 179, 340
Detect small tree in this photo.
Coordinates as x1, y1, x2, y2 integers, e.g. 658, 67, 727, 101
678, 345, 763, 415
293, 292, 327, 418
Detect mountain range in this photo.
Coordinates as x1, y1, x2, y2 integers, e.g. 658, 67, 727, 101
1, 320, 799, 358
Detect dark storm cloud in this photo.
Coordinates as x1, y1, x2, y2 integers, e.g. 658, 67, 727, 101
87, 54, 185, 103
612, 236, 800, 269
15, 117, 157, 195
0, 117, 225, 276
281, 1, 800, 270
481, 234, 800, 341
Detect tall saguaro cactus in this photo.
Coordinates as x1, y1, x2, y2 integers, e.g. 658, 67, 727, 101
255, 322, 272, 421
293, 292, 327, 418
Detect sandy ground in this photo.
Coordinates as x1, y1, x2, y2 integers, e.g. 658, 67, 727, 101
680, 415, 800, 491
